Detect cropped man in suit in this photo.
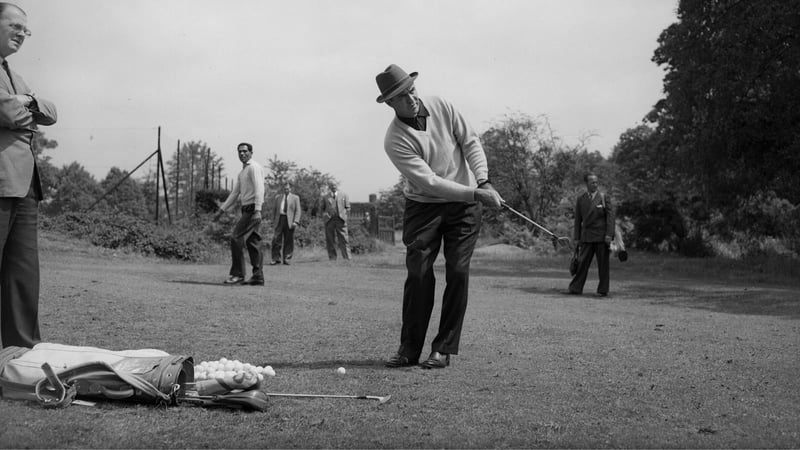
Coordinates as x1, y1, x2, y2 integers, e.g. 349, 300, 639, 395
0, 3, 58, 348
567, 173, 615, 297
320, 182, 350, 261
270, 182, 301, 265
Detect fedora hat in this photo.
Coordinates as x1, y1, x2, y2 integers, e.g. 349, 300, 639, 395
375, 64, 418, 103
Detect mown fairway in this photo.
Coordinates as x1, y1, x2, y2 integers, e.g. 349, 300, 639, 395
1, 236, 798, 448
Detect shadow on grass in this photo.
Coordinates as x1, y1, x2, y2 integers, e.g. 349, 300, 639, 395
170, 279, 231, 287
628, 283, 800, 319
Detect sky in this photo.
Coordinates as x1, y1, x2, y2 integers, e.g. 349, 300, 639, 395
12, 0, 677, 202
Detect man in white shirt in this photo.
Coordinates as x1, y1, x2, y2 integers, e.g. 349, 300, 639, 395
213, 142, 265, 286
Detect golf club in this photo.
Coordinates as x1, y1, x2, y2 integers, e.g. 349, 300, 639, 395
502, 203, 572, 250
264, 392, 391, 404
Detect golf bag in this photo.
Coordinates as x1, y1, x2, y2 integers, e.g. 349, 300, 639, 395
0, 343, 193, 408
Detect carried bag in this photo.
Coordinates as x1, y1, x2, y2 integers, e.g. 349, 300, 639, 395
0, 343, 193, 408
569, 245, 581, 276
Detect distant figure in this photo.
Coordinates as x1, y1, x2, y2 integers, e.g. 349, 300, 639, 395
320, 182, 350, 261
566, 173, 615, 297
375, 64, 503, 370
270, 182, 301, 265
0, 3, 58, 348
213, 142, 265, 286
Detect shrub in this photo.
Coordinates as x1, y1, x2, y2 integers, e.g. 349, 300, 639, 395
40, 212, 217, 261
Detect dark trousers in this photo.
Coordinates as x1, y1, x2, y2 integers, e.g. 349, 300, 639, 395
271, 215, 294, 262
0, 190, 41, 348
397, 200, 481, 360
568, 241, 610, 294
229, 206, 263, 280
324, 217, 350, 260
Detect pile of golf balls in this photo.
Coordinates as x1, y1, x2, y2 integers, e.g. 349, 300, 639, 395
194, 357, 276, 383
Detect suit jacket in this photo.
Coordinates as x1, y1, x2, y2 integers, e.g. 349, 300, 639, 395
320, 191, 350, 222
0, 58, 58, 200
272, 192, 301, 226
573, 191, 615, 243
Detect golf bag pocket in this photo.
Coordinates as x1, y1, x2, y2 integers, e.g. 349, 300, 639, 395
0, 343, 193, 408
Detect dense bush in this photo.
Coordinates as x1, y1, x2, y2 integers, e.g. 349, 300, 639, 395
40, 212, 217, 261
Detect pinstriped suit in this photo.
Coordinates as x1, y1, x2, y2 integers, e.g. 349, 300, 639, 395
0, 55, 58, 348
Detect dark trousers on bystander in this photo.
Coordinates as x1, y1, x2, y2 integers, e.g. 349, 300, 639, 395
0, 188, 41, 348
229, 205, 263, 281
568, 241, 610, 295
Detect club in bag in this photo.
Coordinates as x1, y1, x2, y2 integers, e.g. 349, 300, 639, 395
265, 392, 391, 404
502, 203, 572, 250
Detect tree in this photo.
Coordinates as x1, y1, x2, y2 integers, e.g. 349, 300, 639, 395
650, 0, 800, 209
165, 141, 224, 218
44, 162, 102, 214
377, 176, 406, 225
481, 113, 588, 225
32, 132, 59, 201
97, 167, 148, 217
292, 167, 334, 217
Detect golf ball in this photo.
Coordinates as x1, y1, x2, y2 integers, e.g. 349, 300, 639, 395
336, 367, 346, 375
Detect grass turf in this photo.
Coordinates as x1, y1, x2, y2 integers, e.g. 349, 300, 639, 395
0, 233, 798, 448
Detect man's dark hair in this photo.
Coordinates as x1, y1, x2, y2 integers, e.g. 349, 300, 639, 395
237, 142, 253, 152
0, 3, 26, 16
584, 172, 598, 182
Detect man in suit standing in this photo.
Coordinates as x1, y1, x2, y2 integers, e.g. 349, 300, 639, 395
270, 182, 301, 265
320, 182, 350, 261
0, 3, 57, 348
567, 173, 615, 297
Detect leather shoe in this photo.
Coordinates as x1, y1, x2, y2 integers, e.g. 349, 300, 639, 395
385, 353, 418, 368
282, 260, 290, 265
269, 261, 281, 266
562, 290, 581, 295
223, 276, 245, 285
245, 277, 264, 286
596, 292, 608, 297
420, 351, 450, 369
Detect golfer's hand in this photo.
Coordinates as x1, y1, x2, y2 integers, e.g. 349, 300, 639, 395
290, 221, 298, 230
250, 214, 262, 228
605, 235, 612, 245
475, 184, 503, 208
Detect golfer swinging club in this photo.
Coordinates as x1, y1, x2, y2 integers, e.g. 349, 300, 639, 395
376, 64, 503, 369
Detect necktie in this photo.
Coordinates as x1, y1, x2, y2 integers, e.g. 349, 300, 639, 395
2, 60, 16, 94
281, 194, 287, 214
334, 193, 339, 217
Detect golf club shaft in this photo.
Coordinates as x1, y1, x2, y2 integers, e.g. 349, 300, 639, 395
264, 392, 390, 403
502, 203, 555, 237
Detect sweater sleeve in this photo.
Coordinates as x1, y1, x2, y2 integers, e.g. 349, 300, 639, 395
384, 131, 476, 202
446, 99, 489, 182
251, 163, 265, 212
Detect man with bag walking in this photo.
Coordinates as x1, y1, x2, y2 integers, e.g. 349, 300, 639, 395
566, 173, 615, 297
213, 142, 265, 286
0, 3, 58, 348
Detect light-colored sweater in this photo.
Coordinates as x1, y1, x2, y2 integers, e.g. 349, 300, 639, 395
220, 159, 265, 212
383, 96, 489, 203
